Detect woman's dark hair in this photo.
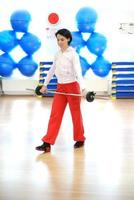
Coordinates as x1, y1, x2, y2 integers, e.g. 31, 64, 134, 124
55, 28, 72, 45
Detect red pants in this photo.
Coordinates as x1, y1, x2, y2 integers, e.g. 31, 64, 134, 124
42, 81, 85, 145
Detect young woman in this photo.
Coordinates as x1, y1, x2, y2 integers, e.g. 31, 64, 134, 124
36, 28, 86, 153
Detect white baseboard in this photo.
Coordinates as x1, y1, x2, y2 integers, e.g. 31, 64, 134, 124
2, 79, 38, 95
1, 78, 111, 96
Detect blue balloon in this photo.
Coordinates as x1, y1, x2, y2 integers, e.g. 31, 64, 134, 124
76, 7, 98, 33
0, 53, 16, 77
79, 56, 90, 76
70, 31, 86, 53
0, 30, 18, 52
10, 10, 31, 32
86, 32, 107, 56
91, 56, 111, 77
18, 56, 38, 76
19, 32, 41, 55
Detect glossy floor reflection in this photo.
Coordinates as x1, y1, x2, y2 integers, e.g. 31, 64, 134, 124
0, 96, 134, 200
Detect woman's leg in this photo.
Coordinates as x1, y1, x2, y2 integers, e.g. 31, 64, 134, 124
42, 87, 67, 145
66, 82, 86, 142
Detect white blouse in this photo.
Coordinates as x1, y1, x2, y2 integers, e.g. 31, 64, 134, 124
44, 46, 85, 89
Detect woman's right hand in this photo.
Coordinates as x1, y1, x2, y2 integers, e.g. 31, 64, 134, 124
40, 85, 47, 94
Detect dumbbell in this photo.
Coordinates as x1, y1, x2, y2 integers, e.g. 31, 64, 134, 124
35, 85, 96, 102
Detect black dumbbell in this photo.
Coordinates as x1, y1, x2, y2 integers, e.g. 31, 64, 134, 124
35, 85, 95, 102
85, 91, 96, 102
35, 85, 43, 96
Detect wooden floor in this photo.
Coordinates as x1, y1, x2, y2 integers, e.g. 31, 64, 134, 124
0, 95, 134, 200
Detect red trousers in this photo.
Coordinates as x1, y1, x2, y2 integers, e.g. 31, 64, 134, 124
42, 81, 85, 145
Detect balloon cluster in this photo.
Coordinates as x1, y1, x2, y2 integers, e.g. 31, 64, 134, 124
70, 7, 111, 77
0, 10, 41, 77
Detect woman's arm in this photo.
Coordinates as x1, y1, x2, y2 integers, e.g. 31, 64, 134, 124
40, 58, 56, 94
72, 51, 85, 90
43, 59, 56, 87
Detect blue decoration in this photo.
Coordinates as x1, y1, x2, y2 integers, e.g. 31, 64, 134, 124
0, 53, 16, 77
86, 32, 107, 56
79, 56, 90, 76
18, 56, 38, 76
0, 7, 112, 79
10, 10, 31, 32
70, 31, 86, 53
19, 32, 41, 55
0, 30, 18, 53
91, 56, 111, 77
0, 10, 41, 78
76, 7, 98, 33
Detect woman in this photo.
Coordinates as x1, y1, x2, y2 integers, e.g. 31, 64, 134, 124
36, 28, 86, 153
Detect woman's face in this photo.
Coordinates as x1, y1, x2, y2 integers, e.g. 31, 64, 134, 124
56, 34, 70, 50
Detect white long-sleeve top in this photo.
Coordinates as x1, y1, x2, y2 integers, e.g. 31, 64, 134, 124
44, 46, 85, 89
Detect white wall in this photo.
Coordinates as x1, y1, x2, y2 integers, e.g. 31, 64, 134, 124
0, 0, 134, 95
